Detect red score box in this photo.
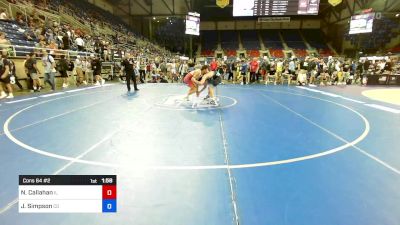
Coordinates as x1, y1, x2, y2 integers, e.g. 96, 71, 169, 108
102, 185, 117, 199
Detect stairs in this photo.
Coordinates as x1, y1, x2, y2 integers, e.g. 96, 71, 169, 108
278, 31, 289, 50
299, 30, 312, 50
258, 31, 265, 50
238, 31, 243, 50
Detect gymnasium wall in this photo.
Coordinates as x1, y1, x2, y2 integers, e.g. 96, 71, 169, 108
200, 19, 321, 30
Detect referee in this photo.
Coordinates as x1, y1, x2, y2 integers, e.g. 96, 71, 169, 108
121, 53, 139, 92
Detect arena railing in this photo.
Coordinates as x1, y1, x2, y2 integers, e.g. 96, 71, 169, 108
2, 44, 99, 60
0, 0, 61, 25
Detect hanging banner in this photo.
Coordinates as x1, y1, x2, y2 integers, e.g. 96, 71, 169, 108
328, 0, 342, 7
216, 0, 229, 8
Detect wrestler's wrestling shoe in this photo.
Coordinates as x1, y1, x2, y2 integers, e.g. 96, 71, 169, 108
207, 98, 219, 106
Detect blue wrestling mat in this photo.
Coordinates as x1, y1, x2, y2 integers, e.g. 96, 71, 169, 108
0, 83, 399, 225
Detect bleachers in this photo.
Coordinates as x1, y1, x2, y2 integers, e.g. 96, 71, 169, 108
197, 29, 346, 58
201, 30, 218, 52
225, 49, 237, 57
269, 49, 284, 58
200, 50, 214, 57
302, 29, 328, 49
247, 50, 260, 57
260, 30, 283, 49
281, 30, 307, 49
0, 20, 38, 56
389, 44, 400, 53
241, 30, 260, 50
220, 30, 238, 50
58, 0, 133, 34
318, 49, 335, 57
293, 49, 308, 58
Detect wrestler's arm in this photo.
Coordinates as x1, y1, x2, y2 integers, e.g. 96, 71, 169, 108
191, 71, 202, 85
198, 71, 214, 85
195, 72, 214, 96
197, 81, 208, 95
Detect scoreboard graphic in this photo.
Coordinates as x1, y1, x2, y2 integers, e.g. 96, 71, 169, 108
19, 175, 117, 213
233, 0, 320, 16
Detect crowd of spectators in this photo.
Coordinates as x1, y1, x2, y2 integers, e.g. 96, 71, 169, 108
2, 0, 171, 59
0, 0, 175, 99
201, 56, 398, 86
0, 0, 398, 100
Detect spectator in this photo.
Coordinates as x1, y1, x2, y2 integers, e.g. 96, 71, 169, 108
121, 53, 138, 91
0, 9, 8, 20
0, 32, 11, 49
25, 24, 36, 41
61, 32, 70, 50
37, 35, 47, 48
41, 50, 56, 91
56, 55, 69, 88
288, 58, 297, 82
15, 12, 26, 26
75, 35, 85, 51
84, 56, 93, 84
7, 56, 23, 91
91, 55, 104, 86
81, 57, 88, 85
47, 39, 58, 49
0, 49, 13, 99
26, 52, 41, 92
23, 54, 34, 91
275, 59, 284, 85
74, 55, 85, 86
240, 59, 248, 85
210, 58, 218, 71
249, 57, 259, 83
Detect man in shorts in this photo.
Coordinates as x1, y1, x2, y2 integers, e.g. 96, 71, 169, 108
26, 52, 42, 92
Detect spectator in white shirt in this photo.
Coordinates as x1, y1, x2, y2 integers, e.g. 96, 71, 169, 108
75, 36, 85, 51
0, 9, 8, 20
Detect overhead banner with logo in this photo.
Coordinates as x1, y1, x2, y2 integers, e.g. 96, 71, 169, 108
216, 0, 229, 8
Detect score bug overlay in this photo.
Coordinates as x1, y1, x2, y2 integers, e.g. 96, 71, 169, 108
19, 175, 117, 213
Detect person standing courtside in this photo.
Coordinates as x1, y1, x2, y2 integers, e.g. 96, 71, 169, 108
121, 53, 139, 92
57, 55, 69, 88
75, 55, 85, 86
26, 52, 42, 92
210, 58, 218, 72
0, 49, 13, 99
41, 50, 56, 91
91, 55, 105, 86
249, 57, 259, 83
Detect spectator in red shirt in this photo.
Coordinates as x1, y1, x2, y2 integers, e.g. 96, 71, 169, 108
210, 58, 218, 71
249, 57, 259, 83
